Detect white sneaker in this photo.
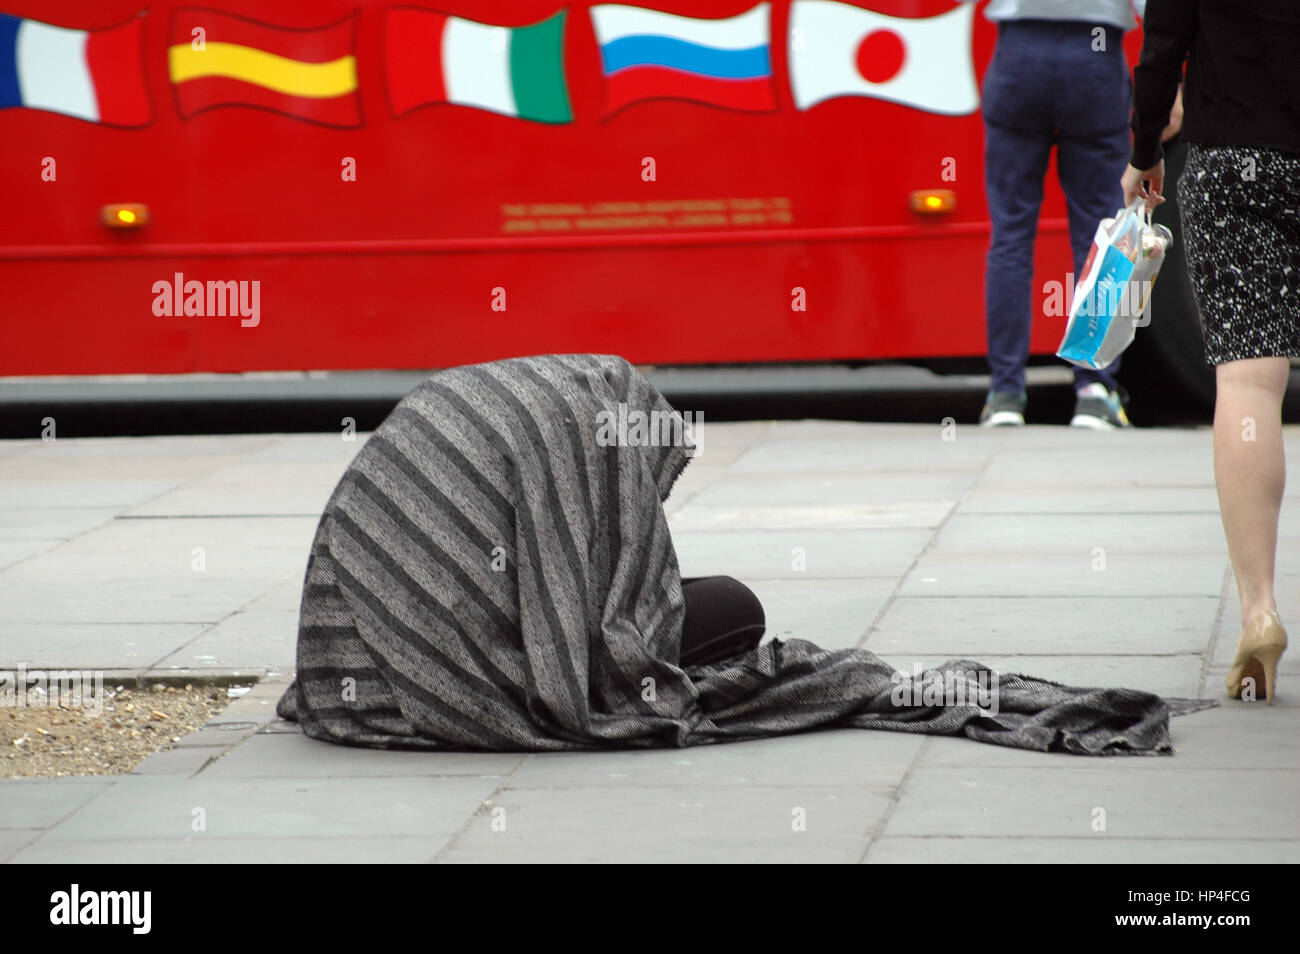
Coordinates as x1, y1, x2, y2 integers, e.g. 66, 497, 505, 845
1070, 383, 1132, 429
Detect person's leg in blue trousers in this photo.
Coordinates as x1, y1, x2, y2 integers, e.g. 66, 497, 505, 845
982, 24, 1056, 396
1053, 23, 1132, 392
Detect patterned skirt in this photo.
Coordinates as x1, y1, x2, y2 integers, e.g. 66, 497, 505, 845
1177, 144, 1300, 365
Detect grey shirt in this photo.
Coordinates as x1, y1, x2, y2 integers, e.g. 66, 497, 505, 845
961, 0, 1145, 31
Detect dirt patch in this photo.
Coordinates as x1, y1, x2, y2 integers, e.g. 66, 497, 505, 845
2, 683, 240, 778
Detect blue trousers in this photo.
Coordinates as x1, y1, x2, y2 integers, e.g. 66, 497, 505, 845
982, 19, 1132, 394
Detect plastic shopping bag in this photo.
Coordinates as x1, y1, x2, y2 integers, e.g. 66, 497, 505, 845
1056, 198, 1174, 370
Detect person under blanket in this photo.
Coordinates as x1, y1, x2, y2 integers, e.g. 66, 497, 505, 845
277, 353, 1212, 755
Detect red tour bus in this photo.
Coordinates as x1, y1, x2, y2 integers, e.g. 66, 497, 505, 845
0, 0, 1212, 410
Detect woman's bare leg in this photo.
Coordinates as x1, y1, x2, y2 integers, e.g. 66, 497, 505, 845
1213, 357, 1291, 629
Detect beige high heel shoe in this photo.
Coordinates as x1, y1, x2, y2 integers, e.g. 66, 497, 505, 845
1225, 609, 1287, 705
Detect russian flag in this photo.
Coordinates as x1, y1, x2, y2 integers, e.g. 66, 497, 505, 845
591, 3, 776, 116
0, 12, 151, 126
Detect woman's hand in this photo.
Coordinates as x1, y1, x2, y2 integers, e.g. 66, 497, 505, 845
1161, 83, 1184, 142
1122, 161, 1165, 210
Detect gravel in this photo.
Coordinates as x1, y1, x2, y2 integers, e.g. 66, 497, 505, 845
2, 683, 236, 778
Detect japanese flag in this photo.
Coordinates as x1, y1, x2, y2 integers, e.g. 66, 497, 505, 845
788, 1, 978, 114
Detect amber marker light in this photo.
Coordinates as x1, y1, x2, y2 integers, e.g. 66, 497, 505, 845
102, 203, 150, 228
910, 189, 956, 215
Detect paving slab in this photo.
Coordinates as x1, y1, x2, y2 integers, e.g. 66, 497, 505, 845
0, 578, 281, 625
662, 464, 730, 517
199, 731, 524, 779
869, 596, 1215, 656
2, 548, 308, 590
38, 775, 500, 841
898, 554, 1228, 597
3, 419, 1299, 864
436, 785, 887, 863
748, 578, 895, 649
171, 722, 267, 749
0, 777, 113, 829
679, 443, 748, 468
2, 443, 259, 509
862, 836, 1299, 864
885, 767, 1300, 839
1275, 509, 1300, 539
681, 420, 774, 449
674, 528, 934, 580
9, 834, 447, 864
6, 435, 276, 460
205, 710, 280, 729
154, 611, 298, 670
126, 460, 356, 517
243, 434, 369, 462
0, 829, 42, 863
0, 506, 120, 540
1, 476, 183, 510
218, 679, 295, 717
261, 719, 301, 734
959, 486, 1221, 514
670, 500, 953, 530
684, 472, 974, 508
0, 516, 316, 584
0, 539, 64, 569
729, 436, 997, 473
932, 512, 1229, 555
131, 746, 226, 777
976, 442, 1215, 485
0, 622, 209, 669
506, 730, 922, 790
239, 578, 305, 613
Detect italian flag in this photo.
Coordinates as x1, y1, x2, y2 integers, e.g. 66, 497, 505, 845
385, 9, 571, 123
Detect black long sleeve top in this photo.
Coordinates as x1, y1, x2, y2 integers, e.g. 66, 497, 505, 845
1131, 0, 1300, 171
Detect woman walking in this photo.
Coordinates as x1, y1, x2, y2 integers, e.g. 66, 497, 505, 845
1124, 0, 1300, 703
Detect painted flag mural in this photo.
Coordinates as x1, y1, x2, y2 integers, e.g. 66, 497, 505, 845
168, 9, 360, 126
590, 3, 776, 116
0, 13, 150, 125
788, 0, 977, 115
385, 8, 571, 123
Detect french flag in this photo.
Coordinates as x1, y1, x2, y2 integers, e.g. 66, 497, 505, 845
591, 3, 777, 116
0, 13, 151, 126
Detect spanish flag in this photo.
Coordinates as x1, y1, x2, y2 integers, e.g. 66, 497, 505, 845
168, 8, 360, 126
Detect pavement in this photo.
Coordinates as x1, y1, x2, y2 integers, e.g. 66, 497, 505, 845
2, 419, 1298, 863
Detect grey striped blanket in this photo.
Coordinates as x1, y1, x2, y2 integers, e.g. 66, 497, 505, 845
276, 354, 1213, 755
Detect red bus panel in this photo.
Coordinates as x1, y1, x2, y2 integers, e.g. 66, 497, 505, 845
0, 1, 1129, 375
